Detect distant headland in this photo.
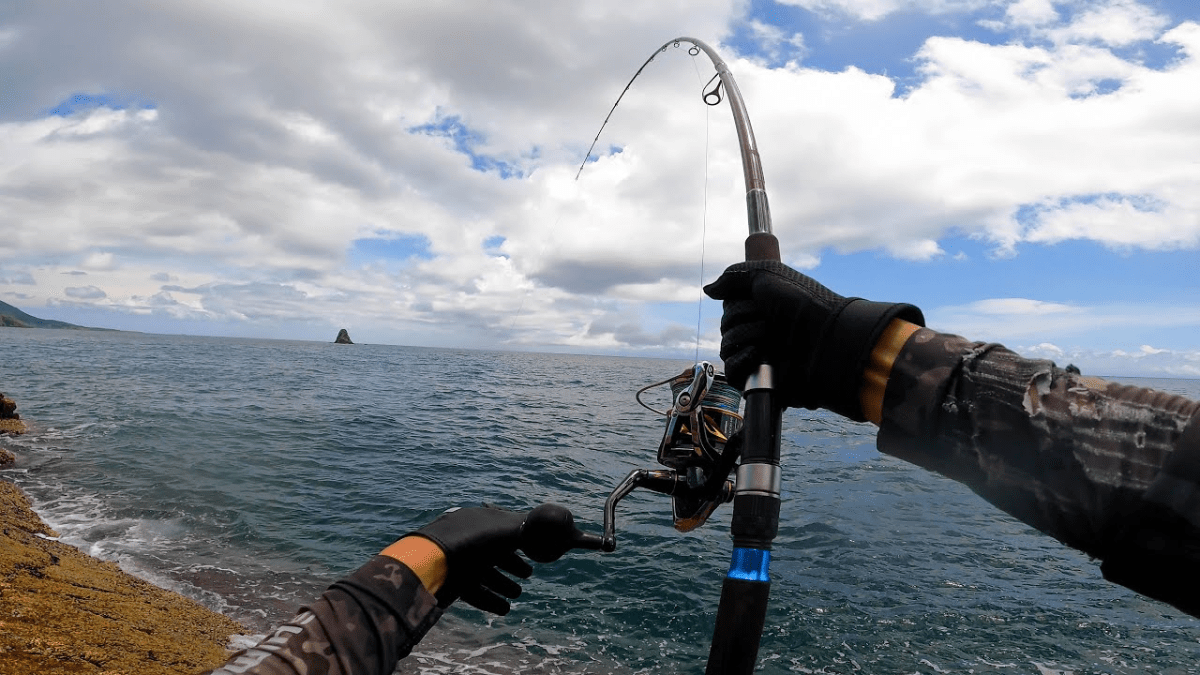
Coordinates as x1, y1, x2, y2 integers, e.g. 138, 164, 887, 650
0, 301, 111, 331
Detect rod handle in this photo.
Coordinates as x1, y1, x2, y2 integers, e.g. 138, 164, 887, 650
705, 575, 771, 674
745, 232, 780, 262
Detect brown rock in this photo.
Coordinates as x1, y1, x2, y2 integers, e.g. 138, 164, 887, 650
0, 481, 246, 674
0, 392, 26, 434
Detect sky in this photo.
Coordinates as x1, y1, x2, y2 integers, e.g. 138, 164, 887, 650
2, 0, 1198, 376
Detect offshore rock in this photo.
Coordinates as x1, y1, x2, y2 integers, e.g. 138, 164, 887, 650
335, 328, 354, 344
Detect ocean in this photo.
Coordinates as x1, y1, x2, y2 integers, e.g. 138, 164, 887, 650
2, 327, 1198, 674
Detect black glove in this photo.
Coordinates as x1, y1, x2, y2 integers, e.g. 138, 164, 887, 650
703, 260, 924, 421
411, 503, 597, 615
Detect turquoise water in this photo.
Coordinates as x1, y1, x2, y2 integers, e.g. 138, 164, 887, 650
2, 327, 1198, 674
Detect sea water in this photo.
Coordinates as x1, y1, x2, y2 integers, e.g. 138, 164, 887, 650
2, 328, 1198, 674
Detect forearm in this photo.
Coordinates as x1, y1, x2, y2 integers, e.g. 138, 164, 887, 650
382, 535, 448, 593
208, 542, 447, 675
860, 319, 921, 424
873, 327, 1200, 614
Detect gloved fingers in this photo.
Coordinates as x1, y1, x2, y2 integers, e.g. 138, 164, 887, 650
410, 505, 525, 563
721, 317, 768, 358
459, 584, 514, 616
718, 297, 762, 333
718, 319, 767, 389
495, 551, 533, 579
433, 586, 460, 610
703, 264, 757, 301
479, 565, 525, 599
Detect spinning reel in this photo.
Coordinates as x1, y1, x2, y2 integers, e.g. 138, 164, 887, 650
600, 362, 743, 551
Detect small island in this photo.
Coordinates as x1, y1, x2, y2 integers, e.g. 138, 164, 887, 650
334, 328, 354, 344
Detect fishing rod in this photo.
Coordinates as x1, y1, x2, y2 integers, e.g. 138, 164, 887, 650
581, 37, 783, 674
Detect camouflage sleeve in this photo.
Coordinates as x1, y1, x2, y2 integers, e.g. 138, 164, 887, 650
877, 328, 1200, 617
206, 555, 444, 675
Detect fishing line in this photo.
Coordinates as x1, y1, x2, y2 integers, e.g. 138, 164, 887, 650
691, 51, 713, 364
635, 370, 743, 420
575, 41, 722, 361
577, 42, 719, 181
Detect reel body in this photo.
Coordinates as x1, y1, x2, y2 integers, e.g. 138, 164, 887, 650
601, 362, 743, 551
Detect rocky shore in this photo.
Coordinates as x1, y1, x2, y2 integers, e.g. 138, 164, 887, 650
1, 394, 246, 674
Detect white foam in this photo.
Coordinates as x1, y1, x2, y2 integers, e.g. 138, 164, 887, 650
1032, 662, 1077, 675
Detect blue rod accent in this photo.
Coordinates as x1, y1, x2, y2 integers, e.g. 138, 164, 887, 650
726, 547, 771, 582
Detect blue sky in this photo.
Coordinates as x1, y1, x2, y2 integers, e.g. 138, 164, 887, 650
2, 1, 1198, 375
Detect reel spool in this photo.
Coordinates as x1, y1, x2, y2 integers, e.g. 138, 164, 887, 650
601, 362, 743, 551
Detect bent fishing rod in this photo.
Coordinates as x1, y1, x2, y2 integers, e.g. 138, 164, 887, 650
578, 38, 783, 674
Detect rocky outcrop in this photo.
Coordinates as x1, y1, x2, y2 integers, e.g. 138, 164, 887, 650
334, 328, 354, 344
0, 481, 246, 673
1, 391, 24, 434
0, 391, 242, 671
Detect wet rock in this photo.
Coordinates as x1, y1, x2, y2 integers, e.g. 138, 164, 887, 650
335, 328, 354, 344
1, 391, 18, 419
0, 480, 245, 673
0, 391, 25, 434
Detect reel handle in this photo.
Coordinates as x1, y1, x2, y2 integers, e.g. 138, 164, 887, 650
520, 503, 604, 562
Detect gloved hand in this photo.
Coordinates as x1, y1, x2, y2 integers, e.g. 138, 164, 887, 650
703, 260, 924, 421
411, 503, 598, 615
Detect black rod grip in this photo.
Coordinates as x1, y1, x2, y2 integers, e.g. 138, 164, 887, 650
730, 494, 780, 549
705, 577, 771, 674
739, 390, 781, 464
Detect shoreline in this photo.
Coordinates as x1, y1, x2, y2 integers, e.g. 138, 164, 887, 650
1, 406, 246, 674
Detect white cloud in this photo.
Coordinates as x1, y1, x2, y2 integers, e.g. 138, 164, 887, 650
0, 1, 1197, 362
81, 252, 117, 271
64, 285, 107, 300
774, 0, 998, 22
0, 27, 19, 51
1023, 195, 1198, 249
743, 20, 808, 63
1018, 343, 1200, 378
1047, 0, 1171, 47
1003, 0, 1059, 28
742, 9, 1200, 258
961, 298, 1082, 316
1026, 341, 1064, 356
929, 298, 1200, 351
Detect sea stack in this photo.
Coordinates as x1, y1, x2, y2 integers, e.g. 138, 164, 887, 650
334, 329, 354, 344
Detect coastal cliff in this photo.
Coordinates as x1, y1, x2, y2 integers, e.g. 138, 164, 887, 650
0, 301, 105, 331
0, 398, 245, 674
